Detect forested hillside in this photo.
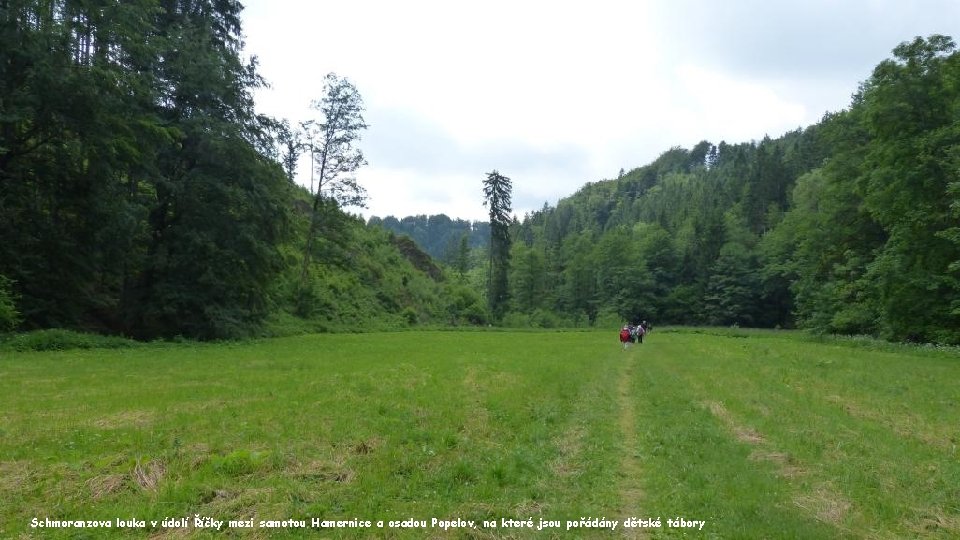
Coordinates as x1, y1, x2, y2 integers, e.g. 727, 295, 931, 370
1, 1, 956, 346
368, 214, 490, 262
0, 0, 486, 339
506, 35, 960, 343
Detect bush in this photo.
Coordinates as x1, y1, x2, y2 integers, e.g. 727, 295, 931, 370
2, 329, 139, 352
402, 307, 419, 325
530, 309, 566, 328
500, 312, 530, 328
445, 285, 489, 326
593, 308, 624, 330
499, 310, 580, 329
0, 275, 20, 333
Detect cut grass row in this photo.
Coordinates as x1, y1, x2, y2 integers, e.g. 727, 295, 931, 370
632, 330, 960, 538
1, 332, 624, 538
1, 329, 959, 538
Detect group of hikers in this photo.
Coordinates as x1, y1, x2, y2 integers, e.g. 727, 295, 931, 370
619, 320, 650, 349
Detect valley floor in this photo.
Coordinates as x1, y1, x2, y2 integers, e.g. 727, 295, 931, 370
1, 330, 958, 538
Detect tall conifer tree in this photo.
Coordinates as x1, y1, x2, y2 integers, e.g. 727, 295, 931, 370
483, 170, 512, 318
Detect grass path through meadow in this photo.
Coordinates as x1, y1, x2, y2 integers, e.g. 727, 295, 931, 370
616, 348, 646, 539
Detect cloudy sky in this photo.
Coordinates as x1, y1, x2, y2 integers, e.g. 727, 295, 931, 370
241, 0, 958, 221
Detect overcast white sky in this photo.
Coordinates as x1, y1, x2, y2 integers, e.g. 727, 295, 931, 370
241, 0, 959, 221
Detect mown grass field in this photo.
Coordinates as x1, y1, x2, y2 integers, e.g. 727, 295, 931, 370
1, 329, 959, 538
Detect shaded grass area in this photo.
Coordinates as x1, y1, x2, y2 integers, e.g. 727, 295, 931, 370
1, 330, 959, 538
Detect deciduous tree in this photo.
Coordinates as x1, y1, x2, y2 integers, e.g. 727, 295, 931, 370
299, 73, 368, 288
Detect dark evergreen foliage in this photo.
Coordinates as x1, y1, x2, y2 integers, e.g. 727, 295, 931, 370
0, 0, 288, 338
483, 170, 513, 318
369, 214, 490, 261
0, 1, 466, 338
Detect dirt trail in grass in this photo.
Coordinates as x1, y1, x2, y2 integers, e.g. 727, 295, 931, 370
618, 355, 645, 539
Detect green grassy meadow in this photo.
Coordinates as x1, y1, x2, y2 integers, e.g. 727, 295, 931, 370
1, 330, 959, 538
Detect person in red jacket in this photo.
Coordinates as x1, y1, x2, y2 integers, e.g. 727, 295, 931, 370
619, 325, 632, 350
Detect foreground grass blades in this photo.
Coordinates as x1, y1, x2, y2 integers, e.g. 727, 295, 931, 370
1, 330, 958, 538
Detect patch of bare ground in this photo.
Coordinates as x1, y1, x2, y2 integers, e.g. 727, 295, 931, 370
86, 473, 126, 499
705, 400, 765, 444
187, 443, 212, 469
793, 484, 852, 526
148, 527, 193, 539
512, 500, 545, 516
295, 461, 355, 484
461, 367, 491, 438
289, 447, 358, 485
754, 402, 772, 418
748, 450, 805, 479
703, 400, 856, 530
350, 437, 380, 456
618, 360, 644, 539
550, 425, 585, 478
204, 487, 275, 523
133, 459, 166, 492
907, 508, 960, 537
0, 460, 30, 495
92, 410, 153, 429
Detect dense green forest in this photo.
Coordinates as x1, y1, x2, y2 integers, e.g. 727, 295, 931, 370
1, 1, 957, 344
0, 0, 486, 339
369, 215, 489, 262
498, 35, 960, 343
377, 36, 960, 344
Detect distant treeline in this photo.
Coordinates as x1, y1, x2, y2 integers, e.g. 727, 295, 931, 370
369, 215, 490, 262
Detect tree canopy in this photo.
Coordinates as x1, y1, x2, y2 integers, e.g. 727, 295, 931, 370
0, 0, 466, 339
1, 11, 956, 346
